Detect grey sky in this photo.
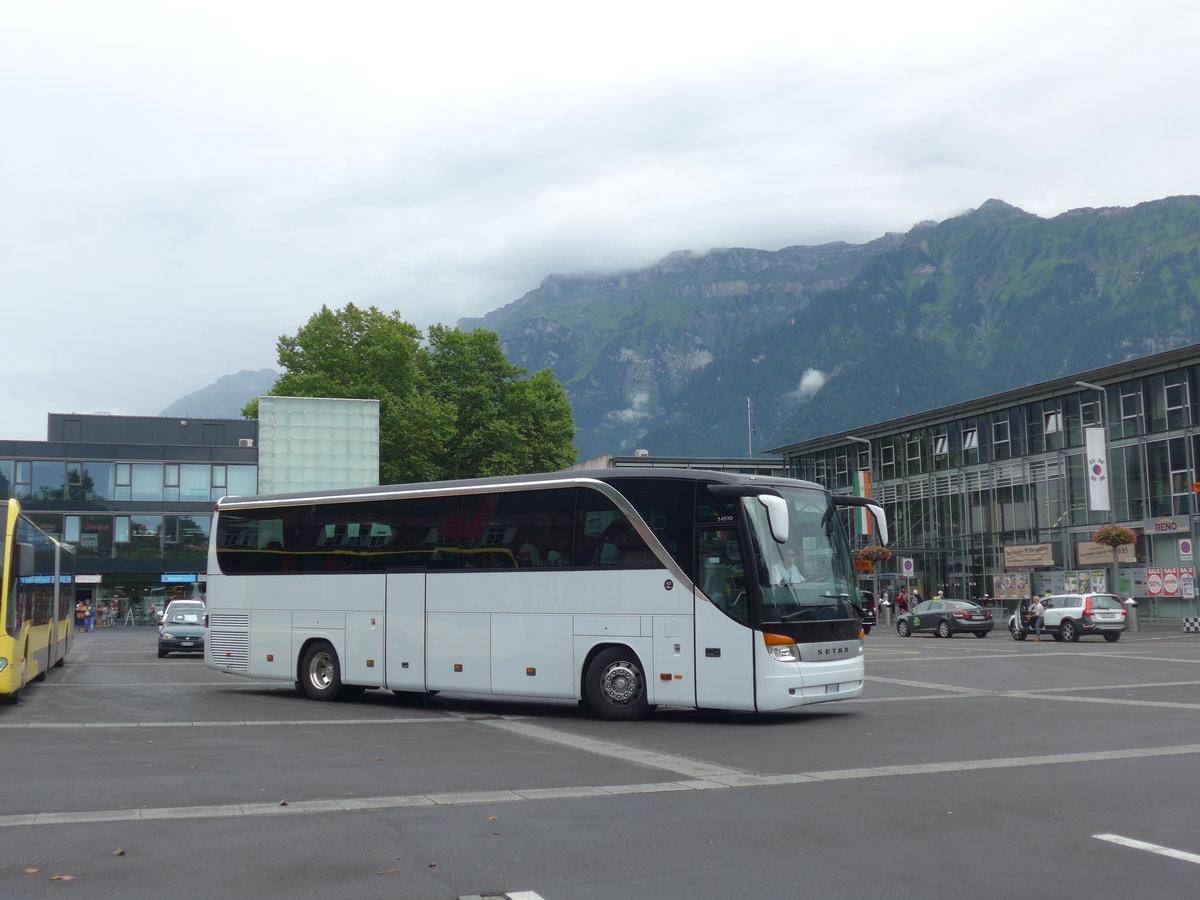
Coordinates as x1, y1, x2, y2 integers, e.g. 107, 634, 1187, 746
3, 0, 1197, 440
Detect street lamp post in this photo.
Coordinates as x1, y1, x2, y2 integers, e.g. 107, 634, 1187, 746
1075, 380, 1118, 593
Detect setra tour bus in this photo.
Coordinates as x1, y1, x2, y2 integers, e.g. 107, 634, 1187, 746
205, 468, 887, 719
1, 499, 75, 704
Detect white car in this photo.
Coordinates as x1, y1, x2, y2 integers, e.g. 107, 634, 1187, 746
1008, 593, 1127, 642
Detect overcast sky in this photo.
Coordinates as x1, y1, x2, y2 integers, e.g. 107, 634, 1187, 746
3, 0, 1197, 441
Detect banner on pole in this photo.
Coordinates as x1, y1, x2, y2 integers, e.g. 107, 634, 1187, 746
1085, 427, 1111, 512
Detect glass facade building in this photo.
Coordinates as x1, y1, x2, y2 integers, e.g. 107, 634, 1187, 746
770, 343, 1200, 619
0, 414, 259, 621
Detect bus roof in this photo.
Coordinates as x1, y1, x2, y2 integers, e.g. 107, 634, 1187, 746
214, 467, 826, 510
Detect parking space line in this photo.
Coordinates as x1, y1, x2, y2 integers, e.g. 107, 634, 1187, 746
1093, 833, 1200, 865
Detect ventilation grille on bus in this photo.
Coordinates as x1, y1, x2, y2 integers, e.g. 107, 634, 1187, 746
208, 613, 250, 672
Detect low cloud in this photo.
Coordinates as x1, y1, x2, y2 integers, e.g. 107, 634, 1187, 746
603, 391, 654, 425
788, 369, 828, 401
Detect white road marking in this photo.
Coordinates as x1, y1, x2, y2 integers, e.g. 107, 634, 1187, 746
1093, 833, 1200, 865
478, 717, 744, 778
6, 738, 1200, 829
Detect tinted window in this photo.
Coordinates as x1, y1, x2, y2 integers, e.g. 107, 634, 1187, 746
604, 478, 695, 574
576, 488, 655, 568
1089, 594, 1124, 610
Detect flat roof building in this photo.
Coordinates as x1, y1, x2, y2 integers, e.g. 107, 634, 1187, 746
769, 342, 1200, 620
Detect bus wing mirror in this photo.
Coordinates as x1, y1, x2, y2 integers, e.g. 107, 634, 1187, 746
832, 497, 889, 546
18, 542, 35, 578
866, 503, 889, 546
757, 495, 790, 543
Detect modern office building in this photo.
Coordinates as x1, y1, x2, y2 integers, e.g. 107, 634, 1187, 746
0, 398, 380, 623
0, 414, 258, 621
769, 343, 1200, 619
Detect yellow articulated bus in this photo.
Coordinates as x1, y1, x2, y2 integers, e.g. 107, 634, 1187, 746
1, 499, 75, 705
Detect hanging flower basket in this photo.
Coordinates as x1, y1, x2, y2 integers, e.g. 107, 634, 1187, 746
858, 545, 893, 563
1090, 525, 1137, 548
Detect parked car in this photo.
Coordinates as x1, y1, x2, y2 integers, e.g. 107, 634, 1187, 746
158, 598, 205, 627
859, 590, 877, 634
896, 598, 994, 638
158, 607, 206, 657
1008, 593, 1126, 642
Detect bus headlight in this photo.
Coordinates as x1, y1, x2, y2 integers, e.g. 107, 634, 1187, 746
763, 633, 799, 662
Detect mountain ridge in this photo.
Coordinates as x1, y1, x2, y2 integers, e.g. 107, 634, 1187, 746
461, 195, 1200, 458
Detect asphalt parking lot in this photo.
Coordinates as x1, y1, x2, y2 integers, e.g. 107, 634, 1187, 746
3, 622, 1200, 900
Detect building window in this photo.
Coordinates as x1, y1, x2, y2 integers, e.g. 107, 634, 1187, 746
131, 464, 164, 502
1119, 383, 1142, 435
961, 428, 978, 451
932, 434, 948, 456
835, 453, 848, 477
880, 444, 896, 480
1146, 438, 1189, 516
115, 464, 131, 501
992, 420, 1011, 459
1044, 410, 1062, 434
1165, 372, 1188, 427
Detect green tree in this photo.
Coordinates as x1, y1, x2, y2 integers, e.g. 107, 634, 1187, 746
419, 325, 577, 478
249, 304, 576, 483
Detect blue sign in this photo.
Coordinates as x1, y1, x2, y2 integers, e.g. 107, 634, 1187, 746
160, 574, 197, 583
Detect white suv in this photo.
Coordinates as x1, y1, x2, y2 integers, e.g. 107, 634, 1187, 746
1010, 592, 1127, 642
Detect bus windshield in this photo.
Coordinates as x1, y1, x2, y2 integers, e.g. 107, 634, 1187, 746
745, 486, 861, 638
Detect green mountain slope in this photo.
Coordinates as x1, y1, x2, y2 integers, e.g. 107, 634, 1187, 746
462, 196, 1200, 459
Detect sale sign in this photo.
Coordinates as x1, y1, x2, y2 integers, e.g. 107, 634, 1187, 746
1146, 567, 1197, 598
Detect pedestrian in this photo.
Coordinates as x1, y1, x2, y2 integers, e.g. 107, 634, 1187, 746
911, 588, 923, 607
896, 590, 907, 613
1030, 595, 1046, 641
85, 601, 96, 633
75, 600, 87, 632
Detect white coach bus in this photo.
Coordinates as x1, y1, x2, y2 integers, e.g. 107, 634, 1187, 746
205, 469, 886, 719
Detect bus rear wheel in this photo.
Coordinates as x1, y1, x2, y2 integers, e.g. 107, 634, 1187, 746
298, 641, 345, 701
585, 647, 651, 721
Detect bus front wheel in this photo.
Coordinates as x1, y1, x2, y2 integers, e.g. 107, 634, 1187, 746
585, 647, 651, 721
298, 641, 345, 701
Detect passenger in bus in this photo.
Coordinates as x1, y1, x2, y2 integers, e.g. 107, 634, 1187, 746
546, 540, 570, 566
517, 535, 543, 567
598, 522, 633, 565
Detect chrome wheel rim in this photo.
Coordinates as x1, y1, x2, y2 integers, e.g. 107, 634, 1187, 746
308, 650, 335, 690
600, 660, 641, 705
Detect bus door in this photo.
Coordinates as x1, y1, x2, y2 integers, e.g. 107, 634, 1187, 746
384, 572, 428, 692
693, 526, 757, 711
